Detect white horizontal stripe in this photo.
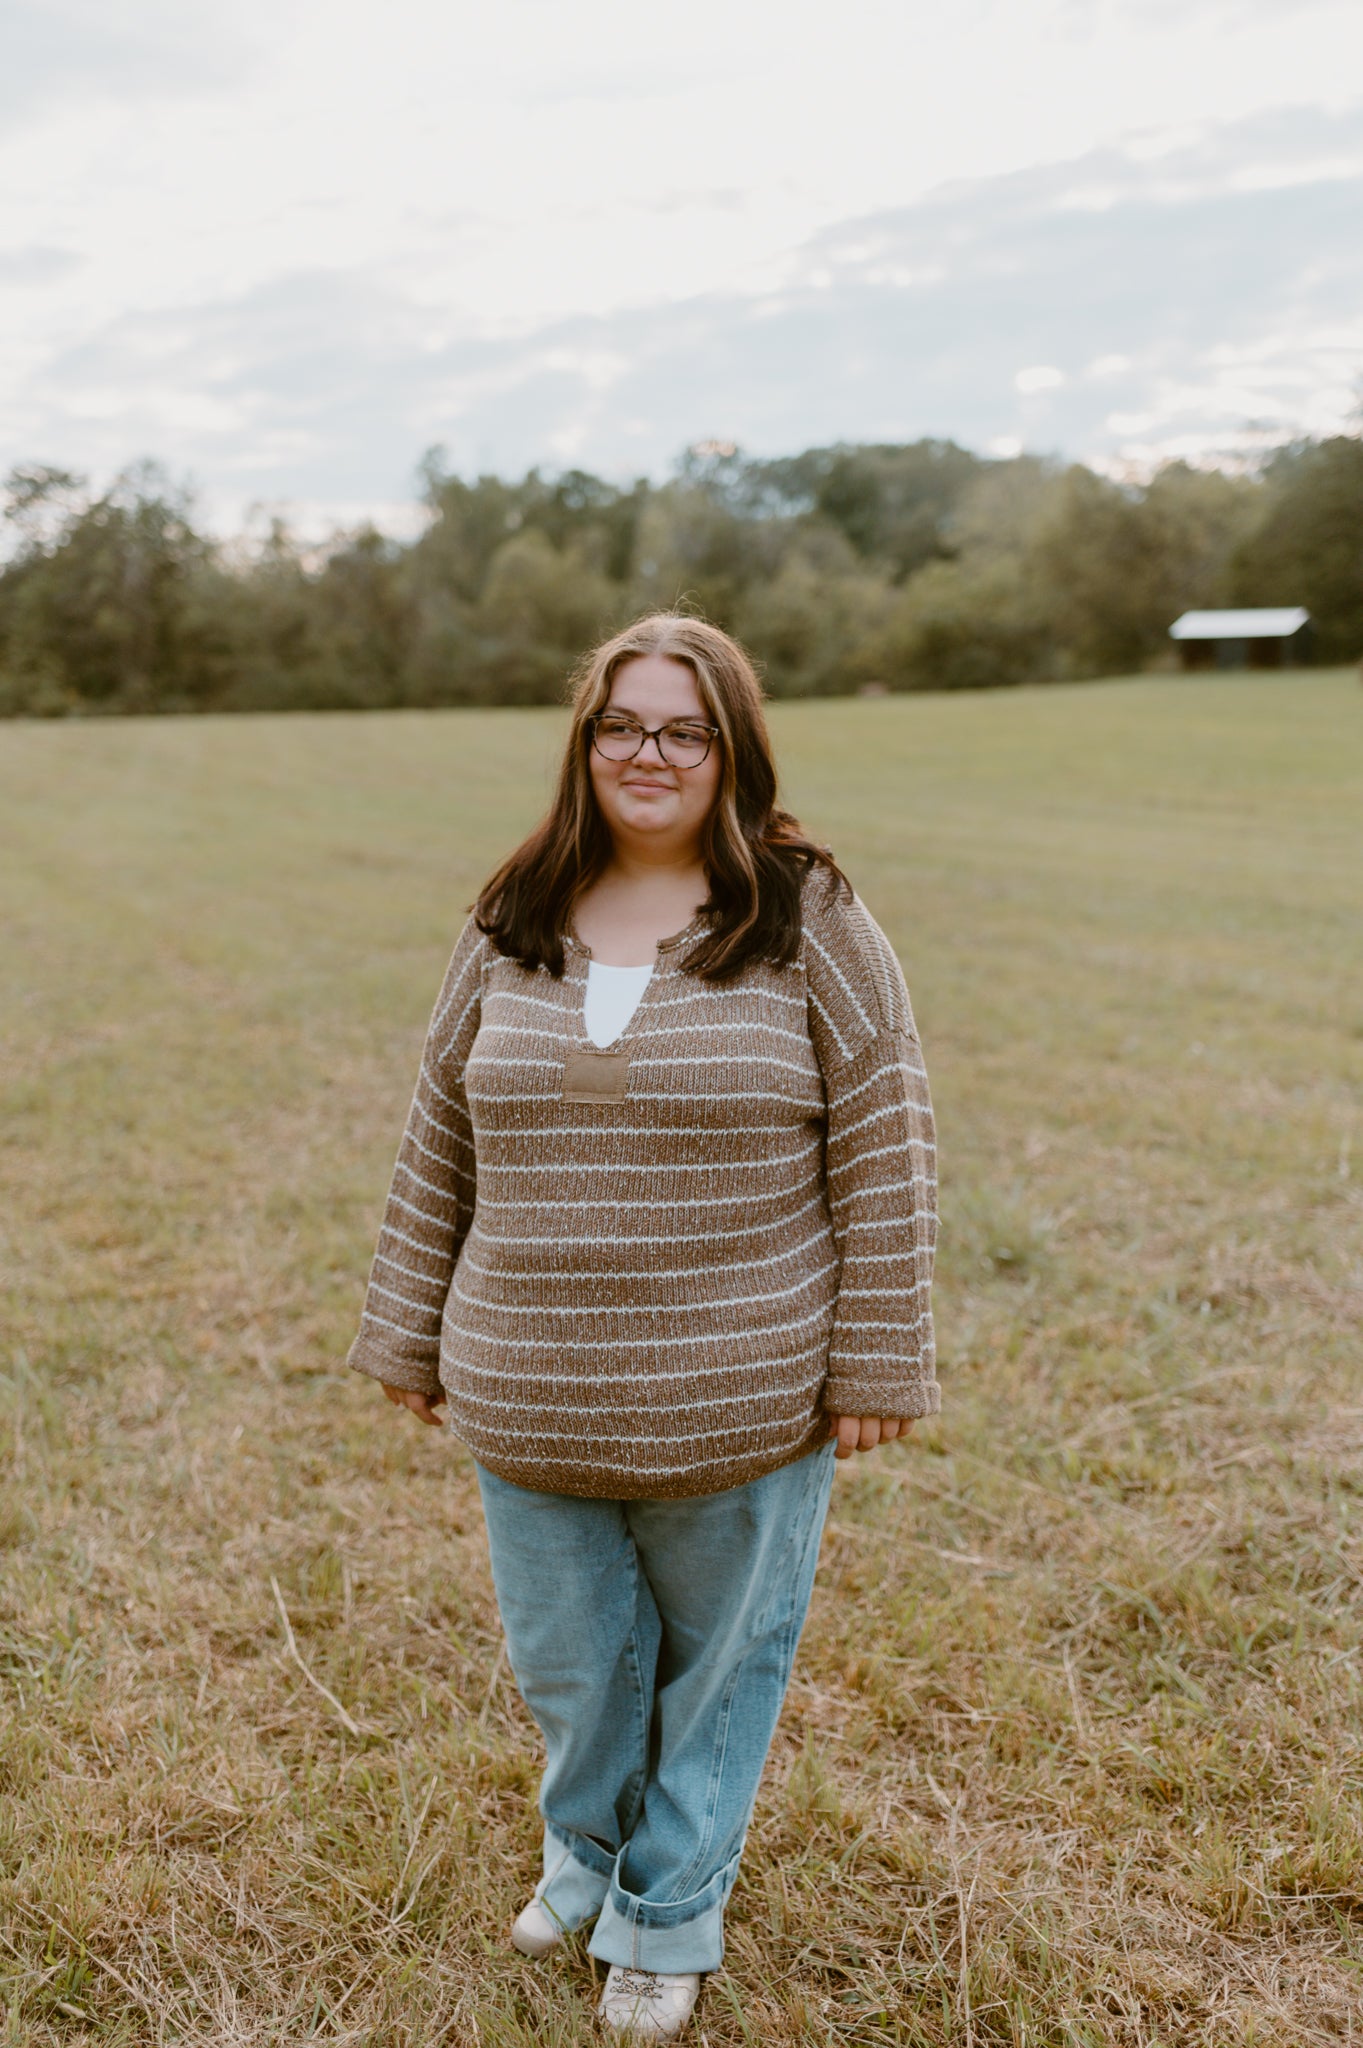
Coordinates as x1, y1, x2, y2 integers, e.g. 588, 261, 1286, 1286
412, 1096, 473, 1148
807, 987, 857, 1063
450, 1258, 837, 1320
409, 1093, 461, 1140
483, 987, 572, 1019
806, 929, 877, 1034
448, 1343, 827, 1390
827, 1352, 935, 1369
372, 1251, 447, 1291
467, 1086, 822, 1108
366, 1276, 445, 1315
642, 983, 805, 1013
454, 1408, 811, 1449
378, 1221, 455, 1261
446, 1302, 826, 1368
476, 1016, 814, 1055
387, 1191, 459, 1227
395, 1158, 472, 1201
485, 983, 802, 1024
831, 1309, 933, 1338
471, 1184, 820, 1213
451, 1375, 821, 1423
445, 1297, 833, 1362
477, 1140, 821, 1179
831, 1137, 933, 1175
829, 1100, 905, 1145
826, 1089, 933, 1138
629, 1050, 815, 1078
460, 1429, 811, 1481
464, 1191, 827, 1250
837, 1181, 935, 1220
826, 1171, 933, 1212
837, 1279, 931, 1299
457, 1224, 833, 1287
834, 1056, 929, 1105
465, 1055, 565, 1073
832, 1064, 903, 1112
630, 1018, 812, 1048
361, 1305, 437, 1341
432, 952, 487, 1035
405, 1126, 473, 1172
479, 1023, 587, 1045
432, 985, 484, 1063
418, 1064, 466, 1115
476, 1120, 817, 1148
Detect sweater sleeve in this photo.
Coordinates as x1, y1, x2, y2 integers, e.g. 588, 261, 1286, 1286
803, 873, 940, 1421
347, 915, 487, 1396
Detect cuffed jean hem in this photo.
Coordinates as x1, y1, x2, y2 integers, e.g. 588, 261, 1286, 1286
538, 1826, 732, 1971
536, 1829, 612, 1933
586, 1851, 740, 1974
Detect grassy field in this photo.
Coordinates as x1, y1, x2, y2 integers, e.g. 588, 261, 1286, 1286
2, 670, 1361, 2047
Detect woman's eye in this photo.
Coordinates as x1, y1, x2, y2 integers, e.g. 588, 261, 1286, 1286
666, 725, 708, 743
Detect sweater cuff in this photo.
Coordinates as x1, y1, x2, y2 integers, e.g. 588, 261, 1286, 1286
821, 1371, 941, 1422
347, 1335, 443, 1399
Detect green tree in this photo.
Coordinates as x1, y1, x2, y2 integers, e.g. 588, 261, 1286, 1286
1027, 462, 1257, 677
735, 527, 896, 696
748, 440, 983, 581
866, 555, 1051, 691
1230, 435, 1363, 661
0, 462, 229, 713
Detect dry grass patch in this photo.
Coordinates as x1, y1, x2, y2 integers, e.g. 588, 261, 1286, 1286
2, 674, 1361, 2044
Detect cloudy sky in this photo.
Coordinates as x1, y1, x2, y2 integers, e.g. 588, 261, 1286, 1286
3, 0, 1361, 533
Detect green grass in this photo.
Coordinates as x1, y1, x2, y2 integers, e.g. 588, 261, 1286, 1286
2, 669, 1362, 2045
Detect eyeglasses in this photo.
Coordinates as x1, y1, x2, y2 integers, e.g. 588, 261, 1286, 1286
587, 712, 720, 769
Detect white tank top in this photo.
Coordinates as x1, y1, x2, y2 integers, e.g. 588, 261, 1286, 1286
583, 959, 654, 1048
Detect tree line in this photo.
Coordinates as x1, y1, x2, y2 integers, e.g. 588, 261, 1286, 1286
1, 433, 1360, 718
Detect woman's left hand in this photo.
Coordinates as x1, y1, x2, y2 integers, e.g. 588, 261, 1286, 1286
827, 1414, 912, 1459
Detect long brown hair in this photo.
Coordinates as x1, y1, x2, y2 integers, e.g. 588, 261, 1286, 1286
474, 612, 845, 981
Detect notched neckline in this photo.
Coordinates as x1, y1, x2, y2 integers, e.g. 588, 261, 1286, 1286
564, 909, 709, 964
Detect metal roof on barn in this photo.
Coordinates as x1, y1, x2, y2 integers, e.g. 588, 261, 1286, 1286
1169, 608, 1310, 640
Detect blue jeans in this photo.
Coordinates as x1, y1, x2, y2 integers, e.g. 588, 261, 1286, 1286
474, 1439, 838, 1973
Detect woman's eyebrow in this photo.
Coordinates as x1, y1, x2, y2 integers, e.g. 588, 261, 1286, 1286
606, 708, 709, 724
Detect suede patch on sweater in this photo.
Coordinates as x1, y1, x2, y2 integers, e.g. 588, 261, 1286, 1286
562, 1046, 631, 1102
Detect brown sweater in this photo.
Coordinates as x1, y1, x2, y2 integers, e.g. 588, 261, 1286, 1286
348, 870, 938, 1499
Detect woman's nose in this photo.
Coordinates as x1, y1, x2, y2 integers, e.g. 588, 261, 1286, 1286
635, 732, 668, 764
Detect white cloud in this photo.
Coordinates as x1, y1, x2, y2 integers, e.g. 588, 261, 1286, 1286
0, 0, 258, 131
1015, 366, 1067, 393
2, 1, 1361, 524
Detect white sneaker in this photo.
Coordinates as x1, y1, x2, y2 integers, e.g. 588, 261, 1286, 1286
597, 1965, 701, 2040
510, 1898, 571, 1956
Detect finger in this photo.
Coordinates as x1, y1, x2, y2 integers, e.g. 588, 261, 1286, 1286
834, 1415, 860, 1459
382, 1382, 404, 1404
857, 1417, 882, 1452
880, 1417, 902, 1442
407, 1393, 445, 1427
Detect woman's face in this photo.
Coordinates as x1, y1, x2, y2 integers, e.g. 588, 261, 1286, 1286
587, 654, 722, 859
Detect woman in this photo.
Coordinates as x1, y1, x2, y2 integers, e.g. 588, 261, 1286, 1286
347, 613, 938, 2041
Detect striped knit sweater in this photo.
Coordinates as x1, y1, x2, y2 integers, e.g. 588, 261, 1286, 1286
347, 870, 938, 1499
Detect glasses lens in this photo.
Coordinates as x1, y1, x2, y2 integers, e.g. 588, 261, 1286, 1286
591, 715, 713, 766
658, 724, 712, 766
592, 715, 644, 760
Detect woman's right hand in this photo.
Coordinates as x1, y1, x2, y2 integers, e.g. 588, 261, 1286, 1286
381, 1382, 446, 1427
